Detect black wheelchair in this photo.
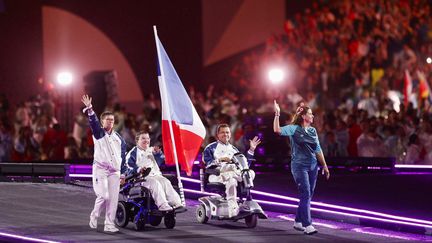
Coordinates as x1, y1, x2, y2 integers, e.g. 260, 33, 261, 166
115, 169, 186, 231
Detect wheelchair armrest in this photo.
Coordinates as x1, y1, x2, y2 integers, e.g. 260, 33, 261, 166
125, 173, 140, 182
205, 165, 221, 176
162, 173, 176, 180
125, 168, 152, 182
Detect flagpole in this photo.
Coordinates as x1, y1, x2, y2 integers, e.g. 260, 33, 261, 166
153, 25, 186, 207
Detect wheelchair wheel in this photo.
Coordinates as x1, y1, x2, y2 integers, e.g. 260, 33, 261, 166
115, 202, 129, 228
245, 214, 257, 228
164, 213, 176, 229
196, 204, 208, 224
149, 215, 163, 226
134, 218, 146, 231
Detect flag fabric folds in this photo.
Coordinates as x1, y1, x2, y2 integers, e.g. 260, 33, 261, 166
417, 70, 432, 103
154, 31, 206, 176
403, 69, 412, 107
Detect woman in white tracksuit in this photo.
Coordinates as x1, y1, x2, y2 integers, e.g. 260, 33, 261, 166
125, 131, 182, 211
81, 95, 127, 233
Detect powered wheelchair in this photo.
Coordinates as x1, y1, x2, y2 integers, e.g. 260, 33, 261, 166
196, 152, 267, 228
115, 168, 186, 231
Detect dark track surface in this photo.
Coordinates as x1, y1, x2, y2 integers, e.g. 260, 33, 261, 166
0, 182, 430, 242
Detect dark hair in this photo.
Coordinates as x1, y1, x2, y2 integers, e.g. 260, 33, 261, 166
135, 130, 149, 143
100, 111, 114, 121
216, 123, 230, 134
291, 105, 311, 126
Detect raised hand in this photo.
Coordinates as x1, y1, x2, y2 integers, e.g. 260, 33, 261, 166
249, 136, 262, 152
81, 94, 92, 107
153, 145, 161, 154
274, 100, 280, 114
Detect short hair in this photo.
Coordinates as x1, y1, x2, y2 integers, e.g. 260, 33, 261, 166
135, 130, 149, 143
100, 111, 114, 121
216, 123, 230, 134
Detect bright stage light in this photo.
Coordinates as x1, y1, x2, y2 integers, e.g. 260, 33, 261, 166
57, 71, 73, 86
268, 68, 285, 84
427, 57, 432, 64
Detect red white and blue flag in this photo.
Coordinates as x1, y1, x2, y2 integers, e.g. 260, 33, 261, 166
154, 28, 206, 176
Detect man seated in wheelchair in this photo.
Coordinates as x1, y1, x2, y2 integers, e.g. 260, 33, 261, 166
124, 131, 182, 211
202, 123, 261, 217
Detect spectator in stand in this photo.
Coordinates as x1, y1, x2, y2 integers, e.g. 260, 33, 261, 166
12, 126, 42, 161
72, 112, 88, 148
357, 90, 379, 118
357, 120, 387, 157
41, 124, 67, 161
347, 114, 362, 156
322, 131, 340, 157
404, 134, 422, 164
0, 120, 12, 162
14, 102, 32, 136
334, 119, 349, 156
64, 136, 80, 160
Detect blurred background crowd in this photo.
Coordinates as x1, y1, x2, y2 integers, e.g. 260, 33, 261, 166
1, 0, 431, 165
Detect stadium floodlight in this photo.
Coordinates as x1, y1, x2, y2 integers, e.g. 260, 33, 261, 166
268, 68, 285, 84
56, 71, 73, 86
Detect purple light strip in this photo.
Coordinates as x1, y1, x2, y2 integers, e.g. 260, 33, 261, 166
183, 188, 216, 196
71, 164, 432, 170
0, 232, 60, 243
69, 174, 92, 178
366, 166, 392, 170
278, 215, 340, 229
279, 215, 423, 241
395, 164, 432, 169
69, 165, 92, 169
184, 188, 432, 229
255, 199, 432, 229
396, 172, 432, 175
68, 174, 432, 226
351, 228, 416, 241
180, 177, 432, 226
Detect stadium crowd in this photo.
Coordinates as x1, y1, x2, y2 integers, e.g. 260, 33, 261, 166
0, 0, 431, 164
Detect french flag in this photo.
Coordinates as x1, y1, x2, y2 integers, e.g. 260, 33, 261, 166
154, 27, 206, 176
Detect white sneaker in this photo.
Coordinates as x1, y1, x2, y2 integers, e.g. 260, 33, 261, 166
304, 225, 318, 235
89, 216, 97, 229
293, 222, 305, 231
104, 225, 119, 233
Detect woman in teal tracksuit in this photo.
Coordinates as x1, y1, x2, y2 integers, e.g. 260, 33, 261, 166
273, 100, 330, 235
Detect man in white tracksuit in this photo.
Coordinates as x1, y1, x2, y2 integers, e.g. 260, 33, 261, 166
81, 95, 127, 233
125, 131, 182, 211
202, 123, 261, 217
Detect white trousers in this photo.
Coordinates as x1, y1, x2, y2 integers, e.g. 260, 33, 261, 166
209, 164, 256, 201
90, 164, 120, 227
141, 175, 181, 208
